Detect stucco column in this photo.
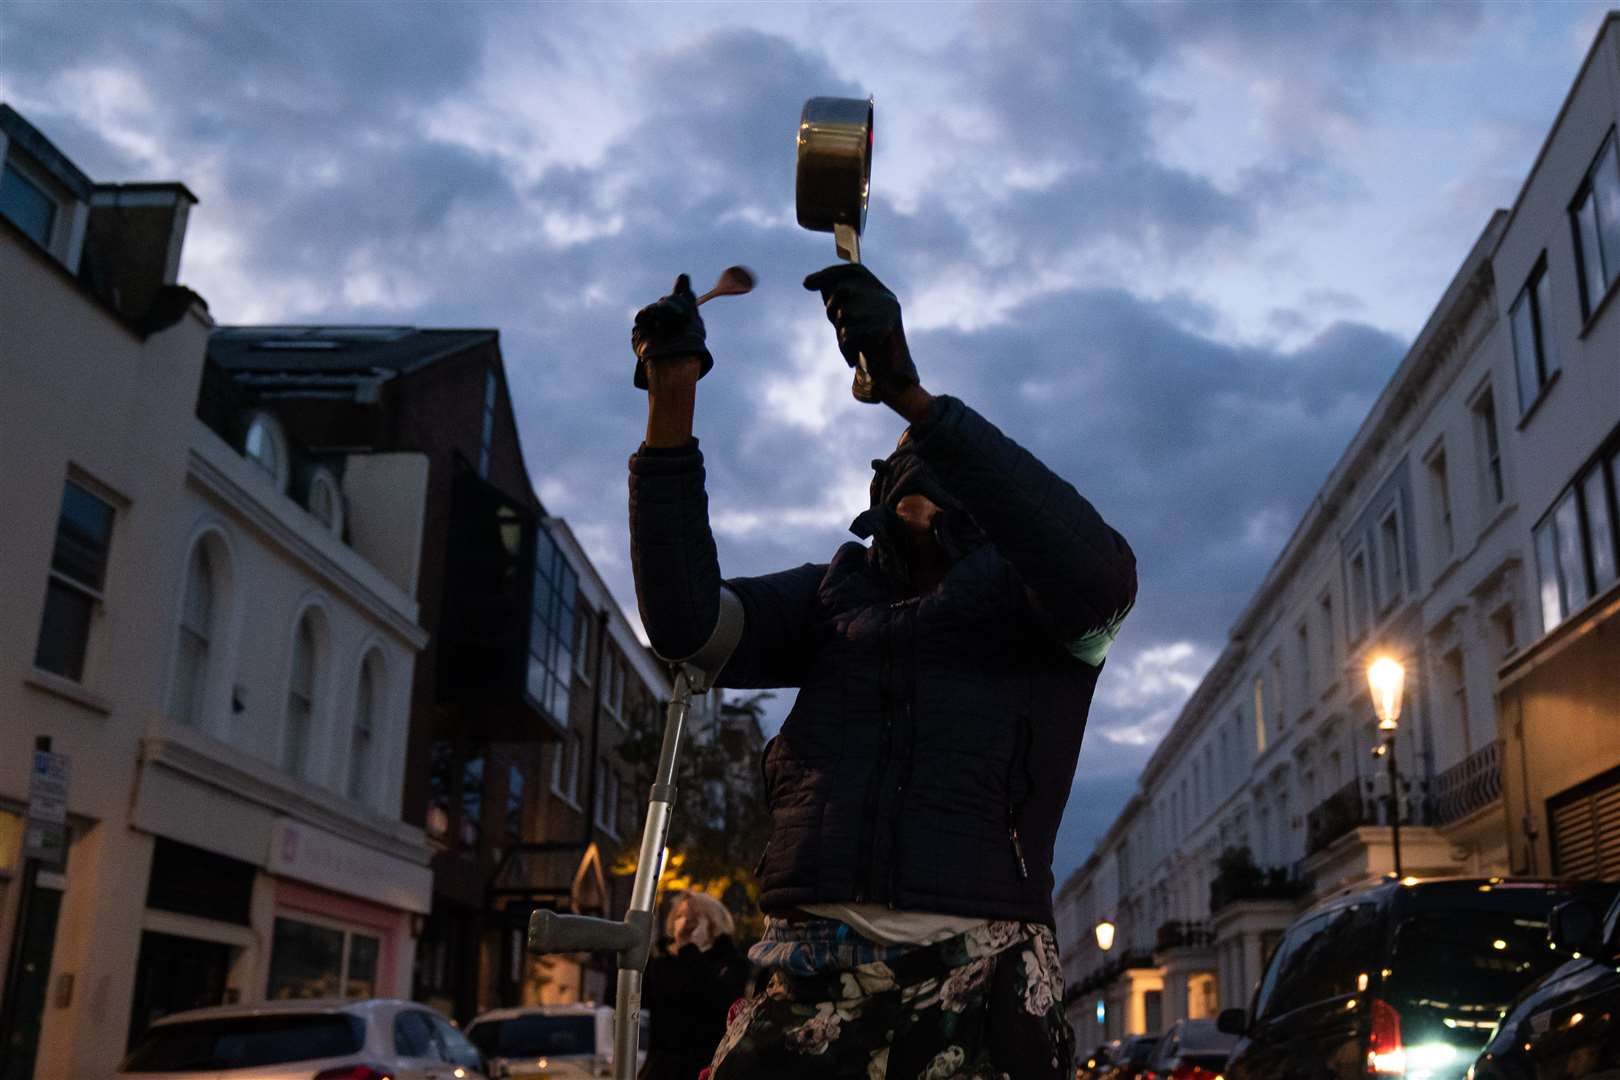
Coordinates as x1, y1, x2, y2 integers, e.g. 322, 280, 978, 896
32, 821, 154, 1080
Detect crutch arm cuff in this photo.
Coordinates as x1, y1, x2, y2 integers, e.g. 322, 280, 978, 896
652, 585, 743, 689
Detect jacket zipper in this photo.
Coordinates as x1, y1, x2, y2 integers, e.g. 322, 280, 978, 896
856, 633, 895, 903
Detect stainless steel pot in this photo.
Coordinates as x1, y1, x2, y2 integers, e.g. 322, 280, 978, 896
796, 96, 873, 263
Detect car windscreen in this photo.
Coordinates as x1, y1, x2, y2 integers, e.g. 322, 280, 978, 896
468, 1014, 597, 1058
1388, 884, 1617, 1039
1128, 1038, 1159, 1065
120, 1013, 365, 1072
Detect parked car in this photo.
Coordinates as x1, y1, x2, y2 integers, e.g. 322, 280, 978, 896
1470, 889, 1620, 1080
117, 997, 487, 1079
1078, 1041, 1119, 1080
1097, 1034, 1160, 1080
465, 1004, 648, 1079
1144, 1018, 1237, 1080
1216, 877, 1618, 1080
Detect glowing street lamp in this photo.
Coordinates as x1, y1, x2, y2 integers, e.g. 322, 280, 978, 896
1368, 656, 1406, 730
1095, 920, 1116, 952
1367, 655, 1407, 877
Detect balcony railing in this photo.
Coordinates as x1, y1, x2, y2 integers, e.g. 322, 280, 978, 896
1430, 740, 1502, 827
1306, 778, 1371, 856
1075, 949, 1158, 994
1155, 919, 1213, 952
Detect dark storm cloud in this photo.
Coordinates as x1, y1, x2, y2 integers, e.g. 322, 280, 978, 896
2, 0, 1456, 881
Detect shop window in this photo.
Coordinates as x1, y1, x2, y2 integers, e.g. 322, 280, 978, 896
266, 916, 380, 1000
35, 478, 115, 682
171, 544, 214, 728
145, 837, 255, 926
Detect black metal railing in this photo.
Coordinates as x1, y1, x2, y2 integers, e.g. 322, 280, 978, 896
1074, 949, 1159, 994
1155, 919, 1213, 952
1306, 778, 1370, 856
1430, 741, 1502, 826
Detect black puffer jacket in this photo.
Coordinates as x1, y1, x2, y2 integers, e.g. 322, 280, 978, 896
628, 395, 1135, 924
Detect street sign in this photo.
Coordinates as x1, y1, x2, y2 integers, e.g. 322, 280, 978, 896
23, 749, 70, 864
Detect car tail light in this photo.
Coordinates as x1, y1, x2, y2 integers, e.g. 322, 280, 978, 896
1367, 998, 1404, 1075
1171, 1063, 1222, 1080
313, 1066, 395, 1080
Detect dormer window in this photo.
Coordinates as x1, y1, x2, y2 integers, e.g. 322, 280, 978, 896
307, 468, 344, 536
244, 412, 288, 490
1, 159, 58, 248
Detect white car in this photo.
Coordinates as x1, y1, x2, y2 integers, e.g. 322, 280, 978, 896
116, 997, 488, 1080
464, 1004, 647, 1080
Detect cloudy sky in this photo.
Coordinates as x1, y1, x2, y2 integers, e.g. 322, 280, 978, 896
4, 0, 1611, 883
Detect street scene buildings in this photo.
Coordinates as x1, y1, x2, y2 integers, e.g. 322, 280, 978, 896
1057, 14, 1620, 1049
0, 103, 728, 1078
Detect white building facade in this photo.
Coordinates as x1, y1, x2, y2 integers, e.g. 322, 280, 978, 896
1059, 14, 1620, 1052
0, 106, 433, 1079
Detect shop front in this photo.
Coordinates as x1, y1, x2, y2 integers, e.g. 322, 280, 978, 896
265, 819, 431, 1001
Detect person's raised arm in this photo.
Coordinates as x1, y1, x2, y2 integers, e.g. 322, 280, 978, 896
804, 263, 1137, 664
627, 274, 822, 687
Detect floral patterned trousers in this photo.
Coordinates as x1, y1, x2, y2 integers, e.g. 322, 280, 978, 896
706, 920, 1074, 1080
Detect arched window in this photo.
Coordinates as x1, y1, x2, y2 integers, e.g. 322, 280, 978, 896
245, 413, 288, 490
284, 616, 318, 777
348, 652, 381, 802
308, 468, 343, 535
171, 545, 214, 727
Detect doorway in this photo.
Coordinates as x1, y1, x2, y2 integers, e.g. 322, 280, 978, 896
126, 931, 232, 1050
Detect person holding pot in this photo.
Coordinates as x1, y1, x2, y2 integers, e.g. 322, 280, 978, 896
626, 264, 1136, 1079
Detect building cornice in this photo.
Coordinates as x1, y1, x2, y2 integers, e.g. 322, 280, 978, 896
141, 733, 430, 865
187, 434, 429, 650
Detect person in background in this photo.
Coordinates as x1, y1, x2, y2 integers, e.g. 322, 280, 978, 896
639, 891, 752, 1080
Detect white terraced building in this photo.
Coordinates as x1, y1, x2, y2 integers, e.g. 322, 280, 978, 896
1057, 12, 1620, 1051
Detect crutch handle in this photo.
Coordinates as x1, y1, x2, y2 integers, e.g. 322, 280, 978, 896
529, 910, 637, 957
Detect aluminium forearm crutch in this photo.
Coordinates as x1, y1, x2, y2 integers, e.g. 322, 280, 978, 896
527, 590, 742, 1080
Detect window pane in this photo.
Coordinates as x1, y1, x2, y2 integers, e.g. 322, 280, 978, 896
1577, 192, 1607, 314
0, 162, 56, 247
506, 764, 524, 843
461, 753, 485, 848
1510, 293, 1540, 410
1535, 267, 1560, 376
173, 630, 209, 727
1593, 137, 1620, 291
1555, 491, 1589, 614
182, 549, 213, 634
52, 481, 114, 589
1584, 469, 1616, 593
266, 918, 345, 999
34, 578, 94, 679
344, 934, 378, 998
1535, 519, 1563, 632
348, 664, 375, 802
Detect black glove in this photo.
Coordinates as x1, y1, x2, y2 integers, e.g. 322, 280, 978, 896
632, 273, 714, 389
803, 263, 918, 403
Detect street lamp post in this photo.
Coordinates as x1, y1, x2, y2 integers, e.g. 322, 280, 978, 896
1368, 657, 1407, 878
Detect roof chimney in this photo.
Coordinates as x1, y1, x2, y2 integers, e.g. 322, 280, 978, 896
79, 181, 199, 323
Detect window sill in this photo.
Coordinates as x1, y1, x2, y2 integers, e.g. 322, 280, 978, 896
25, 668, 112, 715
1515, 368, 1562, 431
1579, 274, 1620, 338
